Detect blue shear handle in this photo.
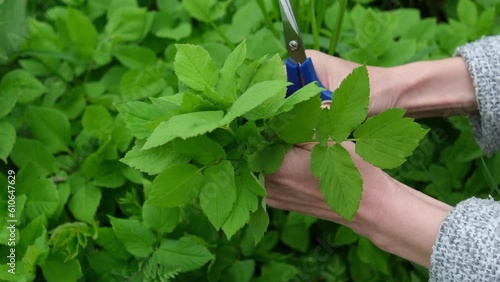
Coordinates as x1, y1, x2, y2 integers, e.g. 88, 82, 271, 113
285, 58, 333, 102
300, 58, 333, 101
285, 59, 302, 98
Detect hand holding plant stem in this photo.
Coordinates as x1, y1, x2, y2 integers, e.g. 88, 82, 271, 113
265, 138, 452, 268
266, 49, 479, 268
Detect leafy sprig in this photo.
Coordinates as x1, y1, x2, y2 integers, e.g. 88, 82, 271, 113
118, 41, 428, 237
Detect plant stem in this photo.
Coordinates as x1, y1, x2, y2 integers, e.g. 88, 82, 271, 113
316, 0, 327, 35
310, 0, 320, 50
257, 0, 280, 38
328, 0, 348, 55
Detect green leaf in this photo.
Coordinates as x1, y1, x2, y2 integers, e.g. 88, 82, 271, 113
120, 64, 167, 101
82, 105, 114, 139
248, 54, 286, 85
121, 142, 189, 175
0, 0, 26, 59
41, 252, 83, 282
28, 106, 71, 153
0, 121, 16, 163
356, 11, 393, 56
239, 55, 268, 93
246, 29, 284, 60
311, 144, 362, 221
142, 203, 179, 233
23, 227, 49, 272
248, 144, 286, 174
116, 99, 177, 139
334, 225, 360, 246
217, 41, 247, 98
406, 18, 436, 42
357, 237, 391, 275
321, 66, 369, 143
94, 227, 130, 259
154, 237, 214, 272
112, 115, 133, 152
0, 69, 47, 108
148, 164, 203, 207
25, 179, 59, 220
105, 7, 152, 42
113, 45, 156, 69
277, 82, 322, 113
56, 85, 86, 119
143, 111, 224, 149
248, 203, 269, 244
68, 183, 101, 224
379, 39, 416, 66
174, 44, 218, 91
256, 261, 298, 282
109, 217, 156, 257
48, 222, 95, 260
276, 95, 322, 144
281, 212, 317, 252
354, 108, 428, 169
181, 89, 218, 111
182, 0, 227, 22
86, 0, 111, 19
242, 55, 289, 120
239, 166, 267, 197
67, 8, 98, 57
475, 8, 495, 37
200, 160, 237, 230
281, 224, 309, 253
152, 10, 192, 41
10, 138, 56, 174
172, 135, 225, 165
221, 176, 259, 239
222, 80, 289, 124
222, 260, 255, 282
54, 182, 71, 219
17, 214, 47, 251
457, 0, 478, 26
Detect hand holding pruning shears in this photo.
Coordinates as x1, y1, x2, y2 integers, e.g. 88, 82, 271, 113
279, 0, 333, 101
279, 0, 402, 115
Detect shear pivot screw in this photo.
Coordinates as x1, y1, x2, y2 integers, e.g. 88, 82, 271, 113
289, 40, 298, 51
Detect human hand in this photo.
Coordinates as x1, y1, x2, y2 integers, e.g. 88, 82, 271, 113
265, 141, 453, 267
265, 141, 391, 233
304, 50, 403, 116
305, 50, 477, 118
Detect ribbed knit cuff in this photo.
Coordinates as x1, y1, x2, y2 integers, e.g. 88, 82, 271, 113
429, 197, 500, 282
455, 36, 500, 156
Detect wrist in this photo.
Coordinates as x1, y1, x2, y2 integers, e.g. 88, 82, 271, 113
366, 66, 403, 116
352, 176, 452, 268
392, 58, 478, 118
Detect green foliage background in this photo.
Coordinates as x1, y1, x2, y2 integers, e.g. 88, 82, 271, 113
0, 0, 499, 281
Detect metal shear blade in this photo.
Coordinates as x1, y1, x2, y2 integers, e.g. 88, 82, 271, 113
279, 0, 333, 101
279, 0, 307, 64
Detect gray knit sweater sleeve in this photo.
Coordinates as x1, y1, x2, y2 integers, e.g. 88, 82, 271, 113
455, 36, 500, 155
429, 198, 500, 281
429, 36, 500, 281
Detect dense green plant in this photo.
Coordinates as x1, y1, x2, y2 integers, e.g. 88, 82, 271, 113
0, 0, 499, 281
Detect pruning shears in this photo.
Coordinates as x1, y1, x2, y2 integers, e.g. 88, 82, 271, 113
279, 0, 333, 102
